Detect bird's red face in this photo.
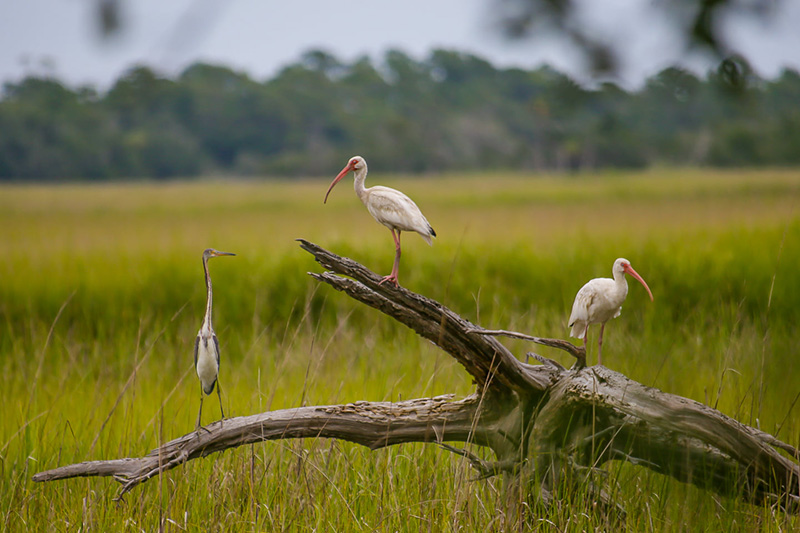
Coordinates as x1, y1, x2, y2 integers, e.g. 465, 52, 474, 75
622, 262, 654, 301
324, 158, 359, 204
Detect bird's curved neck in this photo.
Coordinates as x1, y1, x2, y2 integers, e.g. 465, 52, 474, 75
613, 269, 629, 295
202, 257, 213, 330
353, 166, 369, 203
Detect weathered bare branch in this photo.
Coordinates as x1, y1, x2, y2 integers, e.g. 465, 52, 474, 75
466, 327, 586, 367
438, 442, 520, 480
300, 239, 558, 392
530, 365, 800, 510
33, 395, 483, 496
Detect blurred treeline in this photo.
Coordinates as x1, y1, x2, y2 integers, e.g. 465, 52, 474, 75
1, 49, 799, 180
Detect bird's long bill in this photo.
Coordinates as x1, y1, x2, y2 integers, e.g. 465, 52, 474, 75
324, 164, 351, 204
212, 251, 236, 257
624, 265, 654, 301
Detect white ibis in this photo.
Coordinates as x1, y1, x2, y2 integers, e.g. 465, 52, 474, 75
324, 156, 436, 287
195, 248, 235, 429
568, 258, 653, 365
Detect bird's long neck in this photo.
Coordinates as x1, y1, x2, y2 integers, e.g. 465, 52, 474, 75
353, 166, 369, 204
202, 257, 213, 331
612, 269, 629, 299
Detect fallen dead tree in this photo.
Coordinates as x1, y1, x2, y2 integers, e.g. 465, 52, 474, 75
33, 240, 800, 515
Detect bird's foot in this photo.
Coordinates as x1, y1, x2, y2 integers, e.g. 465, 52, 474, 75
378, 274, 399, 287
195, 424, 212, 436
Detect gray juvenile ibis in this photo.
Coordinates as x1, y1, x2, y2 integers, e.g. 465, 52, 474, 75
324, 156, 436, 287
568, 257, 653, 365
194, 248, 235, 429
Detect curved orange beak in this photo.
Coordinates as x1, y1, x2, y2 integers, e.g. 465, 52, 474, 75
623, 264, 654, 301
324, 160, 355, 204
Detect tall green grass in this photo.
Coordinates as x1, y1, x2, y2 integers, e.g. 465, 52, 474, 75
1, 169, 799, 530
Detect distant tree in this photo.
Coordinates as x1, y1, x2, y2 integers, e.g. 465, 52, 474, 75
0, 77, 115, 180
762, 69, 800, 164
0, 49, 797, 180
178, 63, 271, 169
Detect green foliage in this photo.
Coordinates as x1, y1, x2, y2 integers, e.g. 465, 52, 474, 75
3, 52, 800, 180
1, 171, 799, 530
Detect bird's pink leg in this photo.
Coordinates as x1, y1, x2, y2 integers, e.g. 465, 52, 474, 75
597, 323, 606, 366
379, 230, 402, 286
583, 325, 589, 362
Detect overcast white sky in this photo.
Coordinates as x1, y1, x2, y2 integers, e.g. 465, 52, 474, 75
1, 0, 799, 91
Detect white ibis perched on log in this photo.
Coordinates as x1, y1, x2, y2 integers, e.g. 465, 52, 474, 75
324, 156, 436, 287
195, 248, 235, 429
568, 258, 653, 365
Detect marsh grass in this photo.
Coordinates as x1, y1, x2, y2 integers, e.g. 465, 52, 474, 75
1, 169, 799, 530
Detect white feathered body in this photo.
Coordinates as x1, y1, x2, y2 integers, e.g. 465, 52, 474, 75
195, 325, 220, 395
361, 186, 435, 244
568, 277, 629, 339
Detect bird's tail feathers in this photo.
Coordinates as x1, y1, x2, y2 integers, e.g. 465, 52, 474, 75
420, 226, 435, 246
419, 226, 436, 246
569, 321, 586, 339
203, 380, 216, 395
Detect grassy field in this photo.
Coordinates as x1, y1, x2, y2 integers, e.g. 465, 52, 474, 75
1, 168, 799, 530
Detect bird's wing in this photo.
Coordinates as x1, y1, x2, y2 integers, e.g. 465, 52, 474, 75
212, 333, 221, 368
575, 278, 623, 323
568, 284, 595, 327
367, 186, 434, 241
193, 335, 200, 369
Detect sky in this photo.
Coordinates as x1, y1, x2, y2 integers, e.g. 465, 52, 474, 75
2, 0, 800, 91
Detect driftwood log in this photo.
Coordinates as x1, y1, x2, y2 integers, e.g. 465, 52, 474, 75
33, 240, 800, 514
